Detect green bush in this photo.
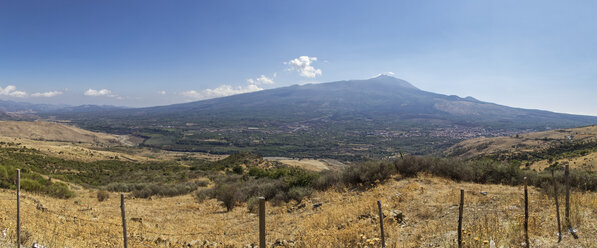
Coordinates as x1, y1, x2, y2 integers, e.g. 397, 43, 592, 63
341, 161, 393, 187
20, 179, 43, 192
46, 182, 74, 199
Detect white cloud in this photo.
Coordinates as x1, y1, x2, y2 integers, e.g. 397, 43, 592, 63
84, 89, 119, 98
31, 91, 63, 97
247, 74, 275, 85
387, 71, 395, 75
158, 90, 166, 95
0, 85, 28, 98
285, 56, 322, 78
181, 84, 263, 100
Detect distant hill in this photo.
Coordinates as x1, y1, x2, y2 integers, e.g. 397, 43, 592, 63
0, 120, 123, 145
445, 125, 597, 172
0, 99, 126, 117
33, 75, 597, 158
445, 125, 597, 157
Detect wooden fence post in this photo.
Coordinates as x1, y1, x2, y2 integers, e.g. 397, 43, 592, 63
377, 200, 386, 248
17, 169, 21, 248
551, 169, 562, 242
259, 197, 265, 248
564, 162, 570, 229
457, 189, 464, 248
120, 194, 128, 248
524, 177, 529, 248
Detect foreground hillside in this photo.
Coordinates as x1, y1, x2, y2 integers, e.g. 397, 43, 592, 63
0, 174, 595, 247
0, 121, 595, 247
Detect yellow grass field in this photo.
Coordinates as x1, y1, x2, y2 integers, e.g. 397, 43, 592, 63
0, 174, 595, 247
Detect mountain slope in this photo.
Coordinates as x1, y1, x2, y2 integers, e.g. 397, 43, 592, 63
43, 76, 597, 158
55, 75, 596, 127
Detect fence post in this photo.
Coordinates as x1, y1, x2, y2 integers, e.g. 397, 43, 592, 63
564, 162, 570, 229
377, 200, 386, 248
259, 197, 265, 248
457, 189, 464, 248
120, 194, 128, 248
17, 169, 21, 248
552, 169, 562, 242
524, 177, 529, 248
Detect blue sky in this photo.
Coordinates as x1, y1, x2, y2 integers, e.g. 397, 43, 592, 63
1, 1, 596, 115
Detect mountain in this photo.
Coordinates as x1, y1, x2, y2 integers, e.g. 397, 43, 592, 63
0, 99, 126, 116
41, 75, 597, 159
0, 99, 69, 113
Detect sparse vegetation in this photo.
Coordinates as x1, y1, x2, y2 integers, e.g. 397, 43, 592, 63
96, 190, 110, 202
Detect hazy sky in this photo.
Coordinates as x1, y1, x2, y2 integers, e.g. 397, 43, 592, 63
1, 1, 596, 115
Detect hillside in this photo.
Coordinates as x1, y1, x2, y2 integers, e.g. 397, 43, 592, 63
446, 125, 597, 171
0, 120, 125, 145
41, 75, 597, 159
0, 174, 594, 247
0, 123, 595, 247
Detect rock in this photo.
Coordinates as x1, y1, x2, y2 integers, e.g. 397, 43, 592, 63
32, 243, 47, 248
390, 210, 404, 223
480, 191, 488, 196
357, 214, 371, 220
489, 240, 496, 248
272, 239, 291, 247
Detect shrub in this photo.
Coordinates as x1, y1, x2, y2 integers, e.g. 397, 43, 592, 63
195, 187, 215, 202
232, 165, 244, 174
20, 179, 44, 192
246, 196, 260, 213
287, 186, 312, 203
312, 170, 339, 190
97, 190, 110, 202
0, 166, 8, 180
46, 182, 74, 199
122, 181, 205, 198
341, 161, 393, 187
215, 184, 239, 212
196, 179, 210, 187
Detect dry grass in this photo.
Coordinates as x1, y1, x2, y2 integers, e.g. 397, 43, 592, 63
530, 152, 597, 172
0, 174, 595, 247
0, 137, 223, 164
445, 125, 597, 158
0, 121, 123, 145
264, 158, 346, 172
